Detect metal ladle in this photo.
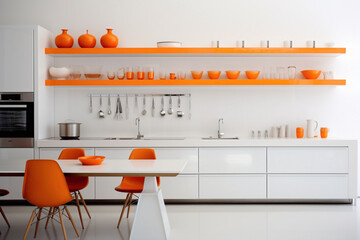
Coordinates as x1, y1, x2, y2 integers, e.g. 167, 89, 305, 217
167, 95, 174, 115
160, 96, 166, 117
99, 95, 105, 118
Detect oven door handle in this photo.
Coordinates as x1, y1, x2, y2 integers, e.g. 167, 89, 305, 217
0, 105, 27, 108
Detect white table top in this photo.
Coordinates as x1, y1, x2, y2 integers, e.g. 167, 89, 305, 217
0, 159, 188, 177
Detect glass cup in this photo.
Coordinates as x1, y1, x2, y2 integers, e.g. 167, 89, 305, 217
137, 67, 144, 80
159, 71, 167, 80
126, 67, 134, 80
277, 67, 286, 79
296, 127, 304, 138
323, 71, 334, 79
107, 71, 115, 80
117, 68, 125, 80
147, 67, 154, 80
288, 66, 296, 79
320, 127, 329, 138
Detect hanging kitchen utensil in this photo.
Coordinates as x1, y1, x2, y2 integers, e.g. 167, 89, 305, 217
115, 94, 120, 119
177, 95, 184, 117
160, 96, 166, 117
89, 94, 93, 113
151, 96, 155, 117
119, 95, 123, 119
167, 95, 174, 115
107, 94, 112, 115
188, 94, 192, 120
141, 95, 147, 116
99, 94, 105, 118
125, 94, 129, 120
134, 94, 138, 114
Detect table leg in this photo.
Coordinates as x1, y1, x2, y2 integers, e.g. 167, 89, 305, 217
129, 176, 170, 240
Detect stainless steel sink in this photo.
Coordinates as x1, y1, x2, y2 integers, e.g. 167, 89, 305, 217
104, 137, 137, 140
202, 137, 239, 140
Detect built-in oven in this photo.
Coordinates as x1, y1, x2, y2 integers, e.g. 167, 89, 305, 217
0, 92, 34, 148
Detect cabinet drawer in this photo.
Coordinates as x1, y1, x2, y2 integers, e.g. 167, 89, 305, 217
199, 148, 266, 173
161, 175, 198, 199
40, 148, 94, 159
199, 175, 266, 199
268, 147, 349, 173
268, 174, 348, 199
95, 177, 127, 199
96, 148, 198, 173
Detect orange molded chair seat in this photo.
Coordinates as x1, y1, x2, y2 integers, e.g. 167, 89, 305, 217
115, 177, 160, 193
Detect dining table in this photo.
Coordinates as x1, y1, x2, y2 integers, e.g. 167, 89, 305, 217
0, 159, 188, 240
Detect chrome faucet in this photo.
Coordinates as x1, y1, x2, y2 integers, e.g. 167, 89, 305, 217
218, 118, 224, 138
135, 117, 144, 139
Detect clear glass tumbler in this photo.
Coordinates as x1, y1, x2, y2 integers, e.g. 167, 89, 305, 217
288, 66, 296, 79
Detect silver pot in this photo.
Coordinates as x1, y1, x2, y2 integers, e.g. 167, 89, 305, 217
58, 122, 81, 140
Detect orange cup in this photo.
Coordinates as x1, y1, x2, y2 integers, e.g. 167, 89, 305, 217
191, 71, 203, 79
137, 72, 144, 80
245, 71, 260, 79
296, 127, 304, 138
147, 72, 154, 80
126, 71, 134, 80
320, 127, 329, 138
170, 73, 176, 80
225, 71, 240, 79
207, 71, 221, 79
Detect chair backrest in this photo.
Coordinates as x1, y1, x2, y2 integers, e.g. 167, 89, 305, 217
22, 160, 73, 207
128, 148, 159, 185
58, 148, 85, 160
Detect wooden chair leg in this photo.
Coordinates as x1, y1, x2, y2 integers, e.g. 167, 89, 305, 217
23, 209, 36, 240
45, 207, 53, 229
58, 207, 67, 240
78, 191, 91, 219
117, 193, 130, 228
51, 207, 57, 219
127, 193, 133, 218
74, 191, 84, 229
64, 206, 79, 237
0, 206, 10, 228
34, 208, 42, 238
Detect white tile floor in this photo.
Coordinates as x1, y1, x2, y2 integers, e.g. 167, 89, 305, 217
0, 202, 359, 240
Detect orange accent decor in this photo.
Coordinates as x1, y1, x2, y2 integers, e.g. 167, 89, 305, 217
45, 79, 347, 86
126, 72, 134, 80
246, 71, 260, 79
45, 47, 347, 55
100, 29, 119, 48
207, 71, 221, 79
147, 72, 154, 80
78, 156, 105, 165
301, 70, 322, 79
55, 29, 74, 48
78, 30, 96, 48
170, 73, 176, 80
226, 71, 240, 79
137, 72, 145, 80
296, 128, 304, 138
191, 71, 203, 79
320, 127, 329, 138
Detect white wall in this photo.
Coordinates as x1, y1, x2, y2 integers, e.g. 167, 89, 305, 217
1, 0, 359, 187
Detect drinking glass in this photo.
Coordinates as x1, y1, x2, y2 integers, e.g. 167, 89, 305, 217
117, 68, 125, 80
147, 67, 154, 80
137, 67, 144, 80
159, 71, 167, 80
288, 66, 296, 79
107, 71, 115, 80
126, 67, 134, 80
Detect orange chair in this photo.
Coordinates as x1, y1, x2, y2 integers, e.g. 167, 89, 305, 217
115, 148, 160, 227
0, 189, 10, 229
22, 160, 79, 240
58, 148, 91, 229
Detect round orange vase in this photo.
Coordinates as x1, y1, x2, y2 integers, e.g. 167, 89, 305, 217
55, 29, 74, 48
100, 29, 118, 48
78, 30, 96, 48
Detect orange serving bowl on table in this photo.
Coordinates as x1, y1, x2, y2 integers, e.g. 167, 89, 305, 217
301, 70, 322, 79
78, 156, 105, 165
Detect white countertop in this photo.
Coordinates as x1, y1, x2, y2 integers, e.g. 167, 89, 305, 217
37, 137, 358, 148
0, 159, 187, 177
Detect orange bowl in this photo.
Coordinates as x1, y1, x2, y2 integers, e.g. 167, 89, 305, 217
207, 71, 221, 79
245, 71, 260, 79
78, 156, 105, 165
191, 71, 203, 79
301, 70, 322, 79
225, 71, 240, 79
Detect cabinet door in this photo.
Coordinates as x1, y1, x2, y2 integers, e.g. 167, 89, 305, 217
95, 177, 127, 199
160, 175, 198, 199
268, 147, 349, 173
0, 177, 24, 200
95, 148, 133, 159
199, 148, 266, 173
0, 148, 34, 162
0, 27, 33, 92
199, 174, 266, 199
268, 174, 349, 199
39, 148, 95, 199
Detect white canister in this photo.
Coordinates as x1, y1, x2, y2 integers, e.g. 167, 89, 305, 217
306, 119, 319, 138
279, 126, 286, 138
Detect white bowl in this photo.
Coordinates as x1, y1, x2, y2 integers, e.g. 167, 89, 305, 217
49, 67, 70, 80
157, 41, 182, 48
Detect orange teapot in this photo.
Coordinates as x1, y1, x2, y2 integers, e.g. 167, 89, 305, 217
78, 30, 96, 48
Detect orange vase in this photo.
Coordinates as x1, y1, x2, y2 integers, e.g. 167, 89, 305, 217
55, 29, 74, 48
78, 30, 96, 48
100, 29, 118, 48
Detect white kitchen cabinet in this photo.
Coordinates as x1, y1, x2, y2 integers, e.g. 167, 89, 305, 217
268, 174, 349, 199
0, 26, 33, 92
0, 148, 34, 199
199, 147, 266, 173
39, 147, 96, 199
268, 147, 349, 173
160, 175, 198, 199
199, 174, 266, 199
95, 177, 127, 199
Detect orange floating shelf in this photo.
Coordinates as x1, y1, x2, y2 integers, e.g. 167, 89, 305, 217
45, 47, 346, 55
45, 79, 346, 86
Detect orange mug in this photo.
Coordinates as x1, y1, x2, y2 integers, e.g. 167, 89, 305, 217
296, 127, 304, 138
170, 73, 176, 80
320, 127, 329, 138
